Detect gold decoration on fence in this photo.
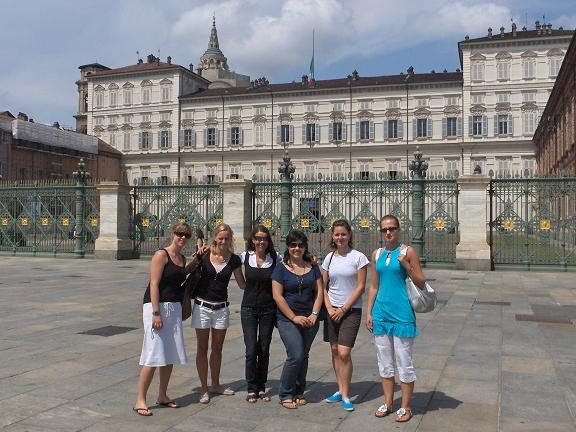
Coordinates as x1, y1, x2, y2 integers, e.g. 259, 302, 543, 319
539, 218, 551, 231
502, 218, 515, 231
21, 218, 29, 226
300, 218, 310, 228
41, 218, 49, 226
215, 218, 223, 226
1, 218, 8, 226
263, 218, 272, 229
360, 218, 371, 229
433, 217, 446, 231
62, 218, 70, 227
178, 218, 185, 224
90, 218, 99, 227
142, 217, 150, 228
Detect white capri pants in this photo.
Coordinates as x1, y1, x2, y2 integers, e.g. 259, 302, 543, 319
374, 334, 416, 383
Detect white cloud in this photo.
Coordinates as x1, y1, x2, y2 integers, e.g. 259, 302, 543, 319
555, 14, 576, 30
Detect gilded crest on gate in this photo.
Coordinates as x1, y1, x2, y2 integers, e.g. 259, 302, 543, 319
538, 218, 551, 231
433, 217, 446, 231
90, 218, 99, 227
21, 218, 29, 226
360, 218, 371, 229
502, 218, 515, 231
300, 218, 310, 228
263, 218, 272, 229
1, 218, 9, 226
141, 217, 150, 228
41, 218, 49, 226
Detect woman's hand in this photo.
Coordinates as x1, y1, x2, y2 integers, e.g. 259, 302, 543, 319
152, 315, 163, 331
330, 306, 345, 323
307, 314, 318, 327
365, 313, 373, 333
292, 315, 311, 327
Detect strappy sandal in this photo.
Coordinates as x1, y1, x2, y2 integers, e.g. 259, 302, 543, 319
132, 407, 152, 416
199, 392, 210, 404
246, 392, 258, 403
156, 400, 179, 408
294, 395, 307, 406
258, 391, 271, 402
375, 403, 393, 418
280, 399, 298, 409
395, 407, 413, 422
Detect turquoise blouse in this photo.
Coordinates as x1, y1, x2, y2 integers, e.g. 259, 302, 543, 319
371, 246, 418, 338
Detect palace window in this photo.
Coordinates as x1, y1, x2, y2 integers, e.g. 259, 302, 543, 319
523, 112, 537, 135
205, 128, 217, 146
161, 85, 171, 102
387, 119, 398, 139
229, 164, 241, 179
471, 62, 485, 81
123, 132, 131, 151
330, 121, 344, 141
496, 62, 510, 80
255, 123, 265, 146
159, 131, 171, 149
357, 120, 373, 140
445, 117, 458, 137
229, 127, 242, 146
523, 59, 536, 79
416, 118, 429, 138
305, 123, 319, 143
206, 165, 217, 184
139, 132, 152, 150
183, 129, 195, 148
549, 57, 562, 77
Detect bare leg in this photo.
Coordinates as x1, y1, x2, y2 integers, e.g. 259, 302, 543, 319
210, 328, 227, 389
330, 343, 341, 393
135, 366, 156, 410
337, 345, 353, 400
157, 364, 173, 403
381, 377, 395, 408
196, 329, 210, 393
400, 380, 414, 409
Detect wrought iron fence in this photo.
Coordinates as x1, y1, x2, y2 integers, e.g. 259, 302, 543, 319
252, 172, 459, 263
131, 181, 223, 257
488, 172, 576, 270
0, 180, 99, 255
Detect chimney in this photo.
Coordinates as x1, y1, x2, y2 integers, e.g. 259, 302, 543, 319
147, 54, 154, 63
559, 26, 564, 31
302, 75, 308, 86
487, 27, 493, 38
547, 23, 553, 34
512, 22, 517, 37
500, 26, 505, 37
352, 70, 359, 80
52, 121, 60, 128
535, 21, 541, 35
167, 56, 171, 64
189, 63, 193, 71
138, 58, 143, 64
465, 35, 469, 40
522, 26, 527, 31
17, 112, 28, 121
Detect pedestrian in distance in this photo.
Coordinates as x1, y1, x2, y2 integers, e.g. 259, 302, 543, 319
134, 222, 192, 416
365, 215, 427, 423
191, 223, 246, 404
272, 229, 324, 409
240, 225, 280, 403
321, 219, 369, 412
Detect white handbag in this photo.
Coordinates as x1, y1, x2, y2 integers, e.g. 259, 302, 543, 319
406, 278, 436, 313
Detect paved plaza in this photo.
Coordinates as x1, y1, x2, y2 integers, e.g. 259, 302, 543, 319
0, 257, 575, 431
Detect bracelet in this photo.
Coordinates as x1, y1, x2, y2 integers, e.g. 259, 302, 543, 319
339, 306, 346, 313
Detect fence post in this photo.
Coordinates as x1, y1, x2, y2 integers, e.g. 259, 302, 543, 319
455, 175, 491, 270
94, 181, 134, 259
278, 150, 295, 245
408, 147, 427, 262
221, 178, 253, 252
73, 159, 89, 258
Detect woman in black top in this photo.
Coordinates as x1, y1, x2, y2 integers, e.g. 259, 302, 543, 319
134, 222, 192, 416
191, 224, 246, 404
240, 225, 279, 403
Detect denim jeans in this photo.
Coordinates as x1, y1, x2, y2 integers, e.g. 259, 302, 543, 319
241, 306, 276, 394
276, 319, 319, 401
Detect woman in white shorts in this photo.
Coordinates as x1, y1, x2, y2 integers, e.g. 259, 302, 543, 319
191, 224, 246, 404
134, 222, 192, 416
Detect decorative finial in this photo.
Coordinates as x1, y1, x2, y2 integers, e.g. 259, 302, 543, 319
409, 147, 428, 179
73, 158, 90, 184
278, 149, 295, 179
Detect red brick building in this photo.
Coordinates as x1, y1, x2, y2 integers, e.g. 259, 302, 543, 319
0, 111, 122, 181
534, 33, 576, 174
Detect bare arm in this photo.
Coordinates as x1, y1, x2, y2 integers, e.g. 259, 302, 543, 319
399, 246, 426, 288
306, 276, 324, 327
149, 251, 167, 329
272, 279, 311, 327
233, 266, 246, 290
365, 250, 380, 332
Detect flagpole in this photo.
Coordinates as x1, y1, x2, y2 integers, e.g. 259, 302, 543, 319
312, 29, 315, 80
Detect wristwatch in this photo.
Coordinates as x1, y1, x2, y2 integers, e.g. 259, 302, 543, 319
152, 311, 161, 316
311, 311, 319, 316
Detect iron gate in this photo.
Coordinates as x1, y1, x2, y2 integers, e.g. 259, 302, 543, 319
488, 174, 576, 270
131, 182, 223, 257
252, 173, 459, 263
0, 181, 100, 255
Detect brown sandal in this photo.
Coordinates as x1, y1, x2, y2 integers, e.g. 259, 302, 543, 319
133, 407, 153, 416
294, 395, 307, 406
280, 399, 298, 409
375, 403, 393, 418
258, 391, 271, 402
246, 393, 258, 403
395, 407, 413, 422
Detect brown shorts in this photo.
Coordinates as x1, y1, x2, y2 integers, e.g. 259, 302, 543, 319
323, 308, 362, 348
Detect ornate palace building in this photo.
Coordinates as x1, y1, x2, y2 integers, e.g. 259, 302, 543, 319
77, 20, 573, 183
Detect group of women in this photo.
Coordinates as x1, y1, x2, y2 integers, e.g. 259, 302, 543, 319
134, 215, 427, 424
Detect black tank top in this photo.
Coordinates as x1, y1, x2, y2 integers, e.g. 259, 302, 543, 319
143, 249, 186, 304
241, 252, 277, 309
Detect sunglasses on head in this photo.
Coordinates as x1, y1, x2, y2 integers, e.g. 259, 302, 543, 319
253, 236, 269, 242
288, 242, 305, 249
380, 226, 399, 233
174, 231, 192, 239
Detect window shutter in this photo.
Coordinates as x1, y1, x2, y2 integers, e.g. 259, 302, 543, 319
412, 119, 417, 138
315, 124, 320, 142
216, 129, 220, 146
328, 122, 334, 141
384, 120, 389, 139
167, 132, 172, 148
157, 131, 161, 148
302, 124, 307, 143
482, 116, 488, 136
398, 119, 403, 139
442, 118, 447, 138
227, 128, 231, 146
138, 132, 142, 149
203, 129, 207, 147
276, 125, 281, 144
508, 114, 513, 135
289, 125, 294, 143
239, 129, 243, 146
355, 121, 360, 141
494, 115, 498, 135
369, 121, 374, 140
342, 122, 347, 141
190, 130, 196, 147
179, 130, 184, 147
468, 116, 473, 135
427, 118, 433, 137
457, 117, 463, 136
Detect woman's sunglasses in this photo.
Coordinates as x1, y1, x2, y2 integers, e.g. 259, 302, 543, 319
288, 242, 305, 249
253, 236, 269, 242
174, 231, 192, 239
380, 227, 399, 233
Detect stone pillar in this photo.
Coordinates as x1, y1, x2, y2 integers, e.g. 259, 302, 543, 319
94, 182, 134, 260
456, 175, 491, 270
221, 178, 253, 252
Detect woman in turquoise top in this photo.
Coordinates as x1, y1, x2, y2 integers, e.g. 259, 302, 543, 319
366, 215, 427, 423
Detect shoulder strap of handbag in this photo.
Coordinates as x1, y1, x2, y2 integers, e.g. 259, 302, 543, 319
325, 252, 335, 292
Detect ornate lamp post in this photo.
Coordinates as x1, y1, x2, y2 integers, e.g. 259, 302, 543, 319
73, 158, 90, 258
278, 149, 295, 244
409, 147, 428, 261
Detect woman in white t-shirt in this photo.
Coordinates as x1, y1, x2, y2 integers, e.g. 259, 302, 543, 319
321, 219, 369, 412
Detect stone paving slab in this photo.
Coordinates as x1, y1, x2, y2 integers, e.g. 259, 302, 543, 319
0, 257, 575, 431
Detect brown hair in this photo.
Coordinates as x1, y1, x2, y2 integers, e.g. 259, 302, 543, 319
380, 214, 401, 228
171, 221, 192, 235
330, 219, 353, 249
246, 225, 276, 255
210, 223, 235, 253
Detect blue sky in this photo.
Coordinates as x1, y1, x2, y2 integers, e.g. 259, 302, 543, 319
0, 0, 574, 127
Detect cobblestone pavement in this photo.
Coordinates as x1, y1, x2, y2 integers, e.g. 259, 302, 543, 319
0, 257, 575, 431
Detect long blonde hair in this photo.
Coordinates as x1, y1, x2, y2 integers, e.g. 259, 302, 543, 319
210, 223, 234, 254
